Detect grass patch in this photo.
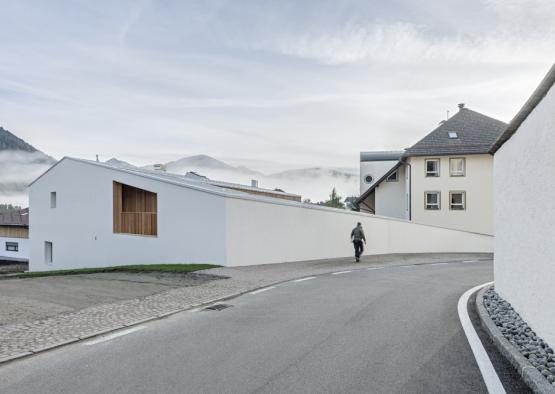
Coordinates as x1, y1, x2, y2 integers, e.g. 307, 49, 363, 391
16, 264, 220, 278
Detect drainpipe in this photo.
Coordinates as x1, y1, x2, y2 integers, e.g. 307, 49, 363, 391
406, 162, 412, 221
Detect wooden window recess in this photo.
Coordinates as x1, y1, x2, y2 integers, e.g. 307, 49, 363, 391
113, 181, 158, 236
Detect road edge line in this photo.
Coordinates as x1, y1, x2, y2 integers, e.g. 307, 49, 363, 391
458, 281, 506, 394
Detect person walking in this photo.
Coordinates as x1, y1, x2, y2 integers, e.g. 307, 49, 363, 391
351, 222, 366, 262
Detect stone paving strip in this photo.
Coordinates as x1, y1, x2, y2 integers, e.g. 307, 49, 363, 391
0, 253, 491, 363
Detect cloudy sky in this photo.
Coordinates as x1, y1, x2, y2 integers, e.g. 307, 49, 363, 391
1, 0, 554, 172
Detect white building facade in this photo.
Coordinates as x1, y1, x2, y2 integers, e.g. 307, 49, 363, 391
28, 157, 493, 271
492, 64, 555, 346
357, 105, 507, 235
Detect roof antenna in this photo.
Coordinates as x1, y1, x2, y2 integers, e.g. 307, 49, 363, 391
96, 154, 99, 162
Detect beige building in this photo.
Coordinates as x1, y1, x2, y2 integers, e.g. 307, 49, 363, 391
357, 104, 507, 235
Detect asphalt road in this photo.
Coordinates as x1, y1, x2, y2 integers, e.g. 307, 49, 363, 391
0, 260, 526, 393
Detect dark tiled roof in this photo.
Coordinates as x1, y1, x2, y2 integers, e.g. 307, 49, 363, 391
490, 64, 555, 153
404, 108, 508, 157
0, 208, 29, 226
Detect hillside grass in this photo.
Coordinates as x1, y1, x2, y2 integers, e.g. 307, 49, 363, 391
16, 264, 220, 278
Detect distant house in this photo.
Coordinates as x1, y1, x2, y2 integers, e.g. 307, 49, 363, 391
491, 64, 555, 347
0, 208, 29, 262
183, 172, 301, 202
28, 157, 493, 271
357, 104, 507, 235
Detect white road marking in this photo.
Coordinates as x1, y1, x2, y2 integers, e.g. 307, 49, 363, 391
84, 326, 146, 346
398, 265, 415, 268
249, 286, 276, 295
332, 270, 352, 275
430, 262, 449, 266
458, 282, 506, 394
463, 260, 477, 263
188, 307, 201, 313
293, 277, 316, 282
368, 267, 385, 270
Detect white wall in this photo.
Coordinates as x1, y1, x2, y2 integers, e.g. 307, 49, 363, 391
360, 160, 399, 194
494, 84, 555, 346
29, 159, 227, 271
375, 165, 408, 219
409, 154, 494, 235
0, 236, 29, 261
225, 195, 493, 267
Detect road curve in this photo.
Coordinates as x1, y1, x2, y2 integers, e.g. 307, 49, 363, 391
1, 261, 496, 393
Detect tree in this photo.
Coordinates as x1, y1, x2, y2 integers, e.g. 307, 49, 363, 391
0, 204, 22, 212
318, 187, 345, 209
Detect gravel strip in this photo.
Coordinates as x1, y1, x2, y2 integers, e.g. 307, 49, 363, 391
483, 288, 555, 387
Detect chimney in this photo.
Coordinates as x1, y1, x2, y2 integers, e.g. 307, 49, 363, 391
251, 179, 259, 188
458, 103, 465, 110
95, 154, 99, 162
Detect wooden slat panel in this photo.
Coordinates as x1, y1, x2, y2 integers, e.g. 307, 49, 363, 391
0, 226, 29, 238
113, 181, 157, 236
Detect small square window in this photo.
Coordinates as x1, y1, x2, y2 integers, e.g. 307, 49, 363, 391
45, 241, 53, 264
425, 159, 440, 177
386, 170, 399, 182
450, 191, 466, 210
50, 192, 57, 208
425, 191, 441, 210
448, 132, 458, 139
5, 242, 18, 252
450, 158, 465, 177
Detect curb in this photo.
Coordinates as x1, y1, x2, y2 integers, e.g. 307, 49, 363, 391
0, 257, 491, 366
476, 285, 555, 394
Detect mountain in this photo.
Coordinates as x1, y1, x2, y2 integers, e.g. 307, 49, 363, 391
145, 154, 264, 177
141, 155, 359, 202
270, 167, 357, 180
0, 127, 56, 206
105, 157, 136, 169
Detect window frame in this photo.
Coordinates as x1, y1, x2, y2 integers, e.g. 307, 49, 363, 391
449, 191, 466, 211
449, 157, 466, 177
425, 158, 440, 177
424, 191, 441, 210
45, 241, 53, 264
5, 242, 18, 252
386, 170, 399, 182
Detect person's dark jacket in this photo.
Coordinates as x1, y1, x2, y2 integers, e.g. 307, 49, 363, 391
351, 226, 366, 242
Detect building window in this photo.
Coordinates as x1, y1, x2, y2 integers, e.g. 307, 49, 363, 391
425, 159, 440, 177
113, 181, 158, 236
364, 175, 374, 184
425, 191, 441, 210
450, 158, 466, 177
386, 170, 399, 182
50, 192, 57, 208
450, 191, 466, 210
45, 241, 53, 264
5, 242, 18, 252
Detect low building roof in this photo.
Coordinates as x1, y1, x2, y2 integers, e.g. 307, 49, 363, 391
0, 208, 29, 227
360, 151, 404, 162
404, 106, 507, 157
490, 64, 555, 153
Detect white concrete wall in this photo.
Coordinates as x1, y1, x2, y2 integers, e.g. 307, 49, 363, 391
409, 154, 494, 235
494, 84, 555, 346
225, 196, 493, 267
29, 159, 227, 271
375, 165, 408, 219
0, 236, 29, 261
360, 160, 399, 194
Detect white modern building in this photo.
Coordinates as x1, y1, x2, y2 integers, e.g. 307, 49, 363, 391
28, 157, 493, 271
491, 64, 555, 346
356, 104, 507, 235
0, 208, 29, 262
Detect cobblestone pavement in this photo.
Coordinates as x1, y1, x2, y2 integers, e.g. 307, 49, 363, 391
0, 253, 491, 363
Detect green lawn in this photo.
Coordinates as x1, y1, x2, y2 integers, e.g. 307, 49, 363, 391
16, 264, 220, 278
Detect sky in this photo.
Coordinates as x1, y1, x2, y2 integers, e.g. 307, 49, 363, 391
1, 0, 554, 173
